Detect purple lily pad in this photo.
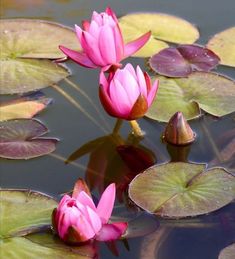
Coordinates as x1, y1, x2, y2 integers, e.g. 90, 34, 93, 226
149, 44, 220, 77
0, 119, 58, 159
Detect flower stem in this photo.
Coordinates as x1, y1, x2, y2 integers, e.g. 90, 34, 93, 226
51, 84, 108, 134
64, 78, 111, 131
129, 120, 145, 138
112, 119, 123, 135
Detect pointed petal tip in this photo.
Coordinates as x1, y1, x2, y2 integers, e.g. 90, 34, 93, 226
124, 31, 151, 57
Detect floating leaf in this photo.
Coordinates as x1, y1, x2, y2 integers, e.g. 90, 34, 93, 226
0, 59, 69, 94
119, 21, 168, 57
0, 119, 58, 159
0, 189, 57, 238
207, 27, 235, 67
129, 162, 235, 218
0, 19, 80, 59
219, 243, 235, 259
146, 72, 235, 122
0, 92, 52, 121
0, 235, 95, 259
119, 13, 199, 57
149, 45, 220, 77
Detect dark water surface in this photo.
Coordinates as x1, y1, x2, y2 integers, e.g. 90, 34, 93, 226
1, 0, 235, 258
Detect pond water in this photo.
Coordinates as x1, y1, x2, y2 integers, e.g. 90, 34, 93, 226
1, 0, 235, 258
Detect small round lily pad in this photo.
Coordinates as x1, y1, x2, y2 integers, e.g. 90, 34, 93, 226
129, 162, 235, 218
149, 45, 220, 77
146, 72, 235, 122
0, 119, 58, 159
207, 27, 235, 67
0, 189, 57, 238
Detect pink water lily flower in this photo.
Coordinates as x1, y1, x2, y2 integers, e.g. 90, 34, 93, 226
52, 180, 127, 244
99, 63, 159, 120
59, 7, 151, 71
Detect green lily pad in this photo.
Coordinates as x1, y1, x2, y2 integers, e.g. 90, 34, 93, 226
0, 235, 94, 259
207, 27, 235, 67
146, 72, 235, 122
0, 19, 80, 59
219, 243, 235, 259
119, 13, 199, 57
129, 162, 235, 218
0, 58, 69, 94
119, 21, 168, 57
0, 189, 57, 238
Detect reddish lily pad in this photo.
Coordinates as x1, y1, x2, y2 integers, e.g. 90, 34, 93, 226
219, 243, 235, 259
119, 13, 199, 57
0, 119, 58, 159
0, 19, 80, 59
129, 162, 235, 218
207, 27, 235, 67
0, 92, 52, 121
0, 189, 57, 238
146, 72, 235, 122
149, 45, 220, 77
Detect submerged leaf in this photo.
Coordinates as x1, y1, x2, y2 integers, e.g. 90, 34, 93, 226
119, 13, 199, 57
0, 119, 58, 159
207, 27, 235, 67
146, 72, 235, 122
149, 45, 220, 77
0, 189, 57, 238
0, 92, 52, 121
0, 19, 80, 59
129, 162, 235, 218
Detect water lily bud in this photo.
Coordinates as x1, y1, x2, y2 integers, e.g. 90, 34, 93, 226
59, 7, 151, 71
164, 112, 195, 145
99, 63, 159, 120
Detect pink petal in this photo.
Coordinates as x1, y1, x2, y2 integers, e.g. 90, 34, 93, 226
82, 20, 90, 31
82, 31, 106, 66
147, 79, 159, 107
86, 206, 102, 234
75, 24, 82, 42
105, 6, 119, 23
91, 11, 102, 26
77, 191, 96, 211
112, 25, 124, 61
109, 79, 132, 117
136, 66, 147, 97
96, 183, 116, 224
124, 31, 151, 57
99, 71, 109, 90
99, 25, 117, 64
96, 222, 128, 241
74, 213, 96, 240
59, 45, 97, 68
99, 86, 119, 117
88, 20, 100, 40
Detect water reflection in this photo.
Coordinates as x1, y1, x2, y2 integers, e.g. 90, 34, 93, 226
66, 130, 156, 203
